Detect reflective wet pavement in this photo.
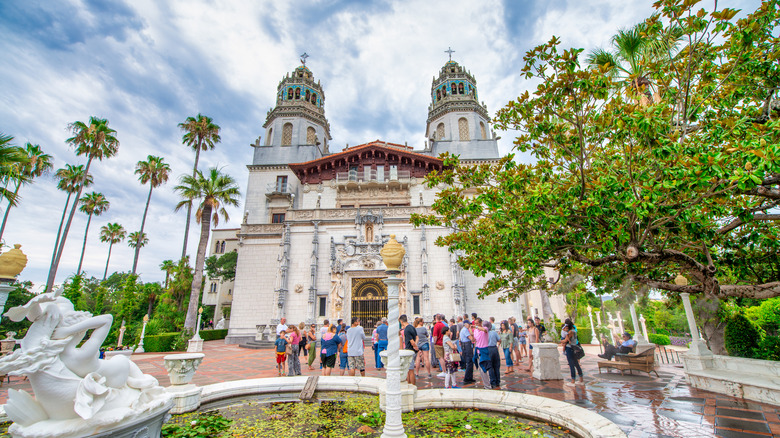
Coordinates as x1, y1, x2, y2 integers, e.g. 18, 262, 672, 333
1, 341, 778, 437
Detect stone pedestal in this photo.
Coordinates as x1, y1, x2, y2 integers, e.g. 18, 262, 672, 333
0, 282, 13, 323
379, 382, 417, 413
256, 324, 266, 341
380, 350, 415, 382
187, 337, 203, 353
531, 343, 563, 380
164, 353, 205, 414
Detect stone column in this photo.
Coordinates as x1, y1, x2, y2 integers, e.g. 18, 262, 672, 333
380, 235, 407, 438
629, 304, 647, 344
680, 293, 712, 357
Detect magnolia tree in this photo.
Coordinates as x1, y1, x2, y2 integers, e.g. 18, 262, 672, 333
412, 0, 779, 353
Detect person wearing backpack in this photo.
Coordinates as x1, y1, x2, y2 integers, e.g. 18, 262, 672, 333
561, 320, 584, 386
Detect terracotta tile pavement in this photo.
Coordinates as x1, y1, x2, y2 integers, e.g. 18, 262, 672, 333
1, 341, 778, 437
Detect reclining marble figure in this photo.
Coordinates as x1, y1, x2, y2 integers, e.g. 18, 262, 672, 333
0, 287, 170, 437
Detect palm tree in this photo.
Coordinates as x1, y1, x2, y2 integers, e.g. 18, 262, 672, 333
178, 114, 221, 260
0, 133, 29, 212
160, 259, 175, 289
99, 222, 126, 280
174, 167, 240, 330
46, 117, 119, 292
128, 231, 148, 249
132, 155, 171, 274
49, 164, 93, 285
0, 143, 53, 241
76, 192, 110, 276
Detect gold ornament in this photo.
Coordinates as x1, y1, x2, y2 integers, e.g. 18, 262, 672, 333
380, 234, 405, 272
0, 244, 28, 280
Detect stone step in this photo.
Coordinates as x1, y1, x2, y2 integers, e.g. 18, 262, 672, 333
239, 340, 275, 349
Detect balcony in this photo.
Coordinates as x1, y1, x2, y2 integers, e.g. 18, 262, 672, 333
336, 169, 411, 189
265, 183, 293, 199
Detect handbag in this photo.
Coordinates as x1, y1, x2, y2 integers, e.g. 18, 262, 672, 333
571, 343, 585, 360
449, 352, 461, 362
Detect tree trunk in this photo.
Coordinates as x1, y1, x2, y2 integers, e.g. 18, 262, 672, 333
694, 293, 728, 354
0, 181, 21, 242
180, 146, 202, 259
47, 191, 74, 290
164, 271, 170, 289
132, 185, 154, 274
103, 241, 114, 280
47, 158, 92, 293
184, 203, 210, 330
76, 213, 93, 276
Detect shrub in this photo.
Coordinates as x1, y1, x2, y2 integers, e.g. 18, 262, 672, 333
755, 336, 780, 361
199, 329, 228, 341
648, 333, 670, 345
654, 328, 670, 336
143, 332, 180, 352
724, 312, 761, 358
170, 331, 191, 351
575, 328, 595, 344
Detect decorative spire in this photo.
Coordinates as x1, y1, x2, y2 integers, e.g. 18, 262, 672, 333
444, 47, 455, 61
300, 52, 310, 66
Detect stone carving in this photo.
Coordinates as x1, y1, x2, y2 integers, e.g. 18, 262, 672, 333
0, 288, 170, 437
362, 259, 376, 270
435, 281, 445, 290
163, 353, 204, 386
240, 224, 284, 235
215, 317, 226, 330
295, 284, 304, 294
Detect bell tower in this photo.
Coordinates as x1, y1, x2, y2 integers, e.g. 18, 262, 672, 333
425, 55, 499, 160
253, 57, 332, 165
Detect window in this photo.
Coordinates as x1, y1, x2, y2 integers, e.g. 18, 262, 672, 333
436, 90, 441, 100
220, 241, 226, 253
376, 164, 384, 182
318, 297, 327, 317
282, 123, 293, 146
295, 88, 301, 99
480, 122, 487, 140
272, 213, 285, 223
412, 294, 420, 315
266, 128, 273, 145
389, 165, 398, 181
228, 289, 232, 295
287, 88, 293, 100
458, 117, 469, 141
210, 283, 217, 294
276, 175, 288, 192
306, 127, 316, 144
348, 166, 358, 181
440, 86, 446, 97
311, 93, 317, 104
215, 240, 221, 253
436, 123, 445, 140
458, 83, 464, 94
305, 90, 311, 101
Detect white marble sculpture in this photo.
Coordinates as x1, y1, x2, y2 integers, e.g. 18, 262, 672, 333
0, 288, 171, 438
215, 317, 226, 330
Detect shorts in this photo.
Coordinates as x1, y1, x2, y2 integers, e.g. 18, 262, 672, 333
512, 338, 519, 348
529, 345, 533, 350
321, 354, 336, 368
339, 352, 349, 369
519, 339, 527, 345
348, 355, 365, 370
419, 343, 430, 351
408, 351, 417, 370
276, 352, 287, 364
434, 344, 445, 359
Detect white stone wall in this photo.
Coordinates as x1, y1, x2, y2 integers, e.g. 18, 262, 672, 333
427, 110, 491, 142
265, 117, 328, 148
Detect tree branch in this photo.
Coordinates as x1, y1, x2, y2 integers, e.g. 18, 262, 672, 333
718, 214, 780, 234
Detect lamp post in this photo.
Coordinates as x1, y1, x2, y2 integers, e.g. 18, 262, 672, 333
587, 305, 598, 344
117, 319, 126, 347
379, 235, 407, 438
676, 274, 712, 356
188, 307, 205, 353
135, 314, 149, 353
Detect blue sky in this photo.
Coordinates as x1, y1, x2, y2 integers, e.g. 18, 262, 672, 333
0, 0, 758, 289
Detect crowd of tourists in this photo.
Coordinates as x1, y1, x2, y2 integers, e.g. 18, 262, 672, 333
273, 312, 587, 388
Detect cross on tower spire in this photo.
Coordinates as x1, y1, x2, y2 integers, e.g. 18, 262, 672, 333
444, 47, 455, 61
300, 52, 309, 66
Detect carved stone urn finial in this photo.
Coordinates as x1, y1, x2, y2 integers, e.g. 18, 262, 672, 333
0, 244, 27, 280
380, 234, 405, 273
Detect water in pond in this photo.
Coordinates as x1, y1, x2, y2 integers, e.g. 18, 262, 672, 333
163, 392, 579, 438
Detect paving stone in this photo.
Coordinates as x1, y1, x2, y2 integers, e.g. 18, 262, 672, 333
657, 408, 704, 424
715, 417, 771, 434
670, 396, 706, 404
715, 399, 765, 411
715, 428, 773, 438
716, 408, 766, 421
660, 400, 705, 413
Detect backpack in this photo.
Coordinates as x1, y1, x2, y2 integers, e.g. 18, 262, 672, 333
342, 339, 349, 354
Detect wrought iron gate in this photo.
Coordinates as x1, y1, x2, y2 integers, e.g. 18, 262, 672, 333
352, 278, 388, 335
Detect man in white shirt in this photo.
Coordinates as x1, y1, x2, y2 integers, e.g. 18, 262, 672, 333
276, 317, 288, 337
346, 317, 366, 376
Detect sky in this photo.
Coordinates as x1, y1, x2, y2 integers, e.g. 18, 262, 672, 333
0, 0, 759, 290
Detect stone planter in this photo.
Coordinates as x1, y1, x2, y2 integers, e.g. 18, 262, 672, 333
164, 353, 205, 385
380, 349, 415, 382
531, 343, 563, 380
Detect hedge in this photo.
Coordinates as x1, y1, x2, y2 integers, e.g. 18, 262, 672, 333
648, 333, 671, 345
199, 329, 228, 341
725, 312, 760, 358
142, 332, 181, 352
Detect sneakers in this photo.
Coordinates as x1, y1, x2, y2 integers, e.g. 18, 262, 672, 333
437, 372, 446, 377
451, 385, 460, 389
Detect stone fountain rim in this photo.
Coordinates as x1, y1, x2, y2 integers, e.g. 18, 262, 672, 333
195, 376, 626, 438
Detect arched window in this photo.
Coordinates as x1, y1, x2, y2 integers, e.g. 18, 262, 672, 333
282, 123, 293, 146
311, 93, 317, 105
458, 118, 469, 141
307, 127, 316, 144
266, 128, 273, 145
305, 90, 311, 101
287, 88, 293, 100
295, 88, 301, 99
220, 241, 226, 253
215, 241, 221, 253
436, 90, 441, 101
436, 123, 445, 140
441, 86, 446, 97
480, 122, 487, 140
458, 83, 464, 94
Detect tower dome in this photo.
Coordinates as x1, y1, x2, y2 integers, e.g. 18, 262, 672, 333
260, 62, 332, 157
426, 60, 498, 160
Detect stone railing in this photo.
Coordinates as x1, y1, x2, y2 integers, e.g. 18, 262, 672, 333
287, 206, 430, 222
684, 352, 780, 405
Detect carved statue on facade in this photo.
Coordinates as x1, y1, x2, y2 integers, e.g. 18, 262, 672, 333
0, 288, 169, 437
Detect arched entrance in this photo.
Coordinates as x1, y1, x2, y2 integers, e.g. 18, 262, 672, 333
351, 278, 387, 335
